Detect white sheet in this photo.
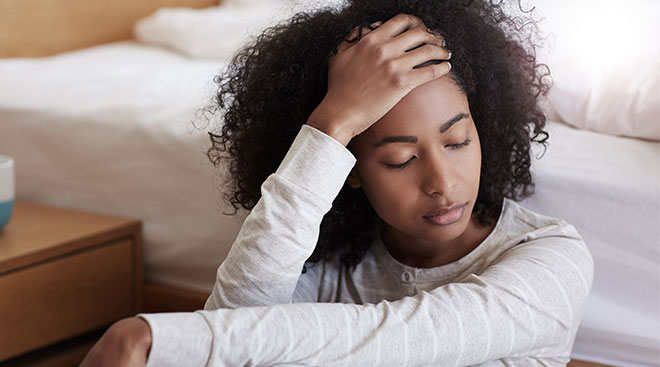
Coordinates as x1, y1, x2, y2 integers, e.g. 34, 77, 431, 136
0, 41, 247, 292
0, 41, 658, 366
134, 0, 346, 60
521, 122, 660, 366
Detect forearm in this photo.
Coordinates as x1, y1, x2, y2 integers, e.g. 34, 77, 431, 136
145, 290, 543, 367
205, 125, 356, 309
196, 289, 558, 366
144, 234, 592, 367
79, 318, 152, 367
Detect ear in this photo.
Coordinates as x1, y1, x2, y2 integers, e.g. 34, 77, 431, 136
346, 168, 362, 189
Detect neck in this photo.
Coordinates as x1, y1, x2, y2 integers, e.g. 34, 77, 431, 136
380, 212, 497, 268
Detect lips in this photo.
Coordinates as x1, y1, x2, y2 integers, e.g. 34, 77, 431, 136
423, 202, 467, 218
422, 202, 468, 226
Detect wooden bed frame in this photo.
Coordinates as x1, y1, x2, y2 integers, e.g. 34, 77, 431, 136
0, 1, 611, 365
0, 0, 219, 57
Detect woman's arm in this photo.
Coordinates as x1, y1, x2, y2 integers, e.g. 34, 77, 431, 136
206, 13, 450, 309
81, 13, 454, 364
204, 124, 356, 309
142, 228, 594, 366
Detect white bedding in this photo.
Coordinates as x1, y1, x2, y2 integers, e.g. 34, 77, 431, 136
521, 122, 660, 366
0, 41, 658, 366
0, 41, 247, 292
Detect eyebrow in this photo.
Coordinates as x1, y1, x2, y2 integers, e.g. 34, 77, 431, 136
373, 112, 469, 148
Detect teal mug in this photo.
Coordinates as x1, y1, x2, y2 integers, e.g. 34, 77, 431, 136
0, 155, 14, 231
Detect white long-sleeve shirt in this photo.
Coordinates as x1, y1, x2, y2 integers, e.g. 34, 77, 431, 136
138, 125, 594, 367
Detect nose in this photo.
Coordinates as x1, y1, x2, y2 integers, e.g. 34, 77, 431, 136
421, 150, 454, 196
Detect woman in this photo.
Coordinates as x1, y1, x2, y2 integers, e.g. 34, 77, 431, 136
81, 0, 593, 365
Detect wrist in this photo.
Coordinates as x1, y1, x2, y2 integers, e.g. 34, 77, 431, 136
305, 105, 355, 146
110, 317, 152, 359
132, 317, 153, 357
305, 121, 353, 147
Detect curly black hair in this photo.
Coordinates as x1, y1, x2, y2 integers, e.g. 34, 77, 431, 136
205, 0, 550, 271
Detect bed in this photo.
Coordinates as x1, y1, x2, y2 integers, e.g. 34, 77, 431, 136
521, 122, 660, 367
0, 40, 244, 292
0, 0, 658, 366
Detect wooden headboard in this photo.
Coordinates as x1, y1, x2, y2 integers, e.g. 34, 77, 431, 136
0, 0, 221, 58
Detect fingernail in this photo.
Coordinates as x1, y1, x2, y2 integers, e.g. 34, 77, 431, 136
428, 29, 445, 44
447, 50, 452, 58
447, 62, 452, 70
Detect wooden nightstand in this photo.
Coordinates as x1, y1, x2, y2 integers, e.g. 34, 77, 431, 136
0, 200, 142, 362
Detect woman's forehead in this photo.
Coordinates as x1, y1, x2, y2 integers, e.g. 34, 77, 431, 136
365, 76, 469, 137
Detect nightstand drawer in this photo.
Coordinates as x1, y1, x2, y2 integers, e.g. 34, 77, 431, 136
0, 238, 136, 360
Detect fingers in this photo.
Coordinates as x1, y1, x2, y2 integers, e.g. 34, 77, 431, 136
370, 19, 450, 74
398, 42, 451, 70
370, 13, 425, 39
336, 22, 380, 53
408, 60, 452, 87
390, 25, 445, 53
334, 13, 452, 88
337, 14, 445, 58
368, 20, 383, 30
336, 13, 431, 55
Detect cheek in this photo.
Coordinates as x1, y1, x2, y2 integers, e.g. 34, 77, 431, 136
357, 164, 416, 216
466, 137, 482, 190
442, 142, 482, 195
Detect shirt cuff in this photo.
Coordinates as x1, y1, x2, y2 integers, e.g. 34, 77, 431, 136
138, 312, 213, 367
275, 124, 357, 204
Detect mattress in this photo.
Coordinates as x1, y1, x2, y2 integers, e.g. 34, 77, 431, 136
0, 41, 248, 292
521, 122, 660, 366
0, 41, 658, 366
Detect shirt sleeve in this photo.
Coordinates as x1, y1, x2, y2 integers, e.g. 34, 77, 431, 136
138, 227, 594, 367
203, 124, 356, 310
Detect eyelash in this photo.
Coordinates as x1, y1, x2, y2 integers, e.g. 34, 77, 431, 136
385, 137, 473, 170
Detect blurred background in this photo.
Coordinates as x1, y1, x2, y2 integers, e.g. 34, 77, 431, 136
0, 0, 658, 366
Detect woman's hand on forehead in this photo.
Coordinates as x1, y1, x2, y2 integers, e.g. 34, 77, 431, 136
306, 13, 451, 146
338, 13, 445, 52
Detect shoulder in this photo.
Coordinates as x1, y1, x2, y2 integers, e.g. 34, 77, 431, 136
476, 199, 595, 347
495, 198, 594, 292
502, 198, 584, 243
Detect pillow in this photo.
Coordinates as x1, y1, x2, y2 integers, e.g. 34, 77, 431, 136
134, 0, 345, 61
548, 58, 659, 141
533, 0, 660, 141
134, 4, 278, 60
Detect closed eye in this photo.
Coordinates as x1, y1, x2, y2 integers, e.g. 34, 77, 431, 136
385, 157, 415, 170
385, 137, 471, 170
448, 136, 472, 149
